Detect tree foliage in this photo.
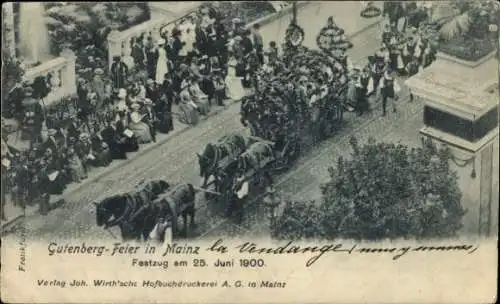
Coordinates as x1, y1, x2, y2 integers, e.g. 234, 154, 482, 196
438, 0, 500, 41
44, 3, 150, 71
271, 137, 465, 241
1, 23, 25, 117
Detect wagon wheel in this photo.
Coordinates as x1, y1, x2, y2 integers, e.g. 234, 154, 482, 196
272, 140, 300, 172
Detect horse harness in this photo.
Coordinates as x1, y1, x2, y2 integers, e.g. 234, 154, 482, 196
104, 192, 138, 229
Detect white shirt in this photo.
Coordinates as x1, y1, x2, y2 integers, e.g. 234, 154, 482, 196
236, 181, 249, 199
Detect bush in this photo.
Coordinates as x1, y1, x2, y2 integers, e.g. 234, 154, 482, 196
437, 0, 499, 61
271, 137, 466, 241
216, 2, 276, 28
438, 36, 495, 61
45, 3, 150, 72
1, 25, 25, 117
270, 200, 327, 240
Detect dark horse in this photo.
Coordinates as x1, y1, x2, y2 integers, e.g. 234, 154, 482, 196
197, 134, 247, 188
151, 183, 196, 238
94, 179, 170, 241
237, 141, 275, 173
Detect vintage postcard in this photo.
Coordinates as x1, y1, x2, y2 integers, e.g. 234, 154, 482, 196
1, 1, 498, 303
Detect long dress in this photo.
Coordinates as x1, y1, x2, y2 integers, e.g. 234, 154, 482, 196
155, 48, 169, 85
225, 63, 246, 101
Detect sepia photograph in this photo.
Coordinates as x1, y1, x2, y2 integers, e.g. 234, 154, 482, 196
1, 1, 498, 303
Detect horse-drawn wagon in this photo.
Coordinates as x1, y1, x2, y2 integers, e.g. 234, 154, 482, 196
196, 132, 299, 219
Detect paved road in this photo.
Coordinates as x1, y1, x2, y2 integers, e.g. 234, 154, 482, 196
7, 2, 425, 241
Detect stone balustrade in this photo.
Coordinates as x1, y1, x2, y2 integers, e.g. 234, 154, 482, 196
23, 49, 77, 107
106, 1, 308, 71
107, 10, 198, 71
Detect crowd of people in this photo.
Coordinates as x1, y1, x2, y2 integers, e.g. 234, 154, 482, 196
239, 16, 359, 144
1, 1, 440, 220
1, 3, 273, 218
240, 12, 438, 150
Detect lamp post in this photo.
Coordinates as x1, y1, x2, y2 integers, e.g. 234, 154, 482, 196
291, 2, 297, 25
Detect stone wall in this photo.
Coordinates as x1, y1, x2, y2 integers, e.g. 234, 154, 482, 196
23, 49, 77, 106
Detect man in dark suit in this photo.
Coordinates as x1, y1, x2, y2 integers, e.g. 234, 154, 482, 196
145, 79, 162, 104
252, 23, 264, 65
195, 21, 209, 56
21, 87, 45, 145
241, 29, 254, 56
145, 36, 158, 79
101, 118, 127, 160
110, 56, 129, 89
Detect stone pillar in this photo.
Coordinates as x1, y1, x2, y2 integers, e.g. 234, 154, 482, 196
478, 139, 499, 236
406, 52, 499, 237
2, 2, 17, 58
60, 49, 77, 97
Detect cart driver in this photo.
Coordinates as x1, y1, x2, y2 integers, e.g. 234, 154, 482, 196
149, 215, 173, 245
230, 173, 249, 224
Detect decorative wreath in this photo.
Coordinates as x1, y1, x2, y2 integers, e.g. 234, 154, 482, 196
285, 23, 305, 47
360, 3, 382, 18
316, 26, 353, 53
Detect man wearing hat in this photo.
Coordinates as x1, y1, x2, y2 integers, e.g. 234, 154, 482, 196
381, 24, 394, 47
145, 35, 159, 79
130, 36, 146, 70
228, 173, 249, 224
356, 67, 375, 115
231, 18, 245, 37
42, 128, 62, 156
378, 71, 401, 116
402, 36, 417, 67
111, 56, 129, 90
21, 87, 45, 145
252, 23, 264, 66
90, 68, 106, 110
195, 16, 210, 56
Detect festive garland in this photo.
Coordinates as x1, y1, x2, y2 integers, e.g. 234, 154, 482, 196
316, 26, 353, 53
360, 4, 382, 19
285, 23, 305, 47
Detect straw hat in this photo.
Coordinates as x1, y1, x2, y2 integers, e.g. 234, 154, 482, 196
143, 98, 153, 105
118, 88, 127, 99
79, 133, 90, 140
130, 112, 142, 124
157, 38, 166, 46
47, 129, 57, 137
200, 15, 215, 28
24, 87, 34, 96
94, 68, 104, 76
129, 103, 141, 111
